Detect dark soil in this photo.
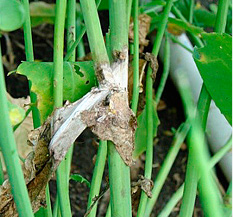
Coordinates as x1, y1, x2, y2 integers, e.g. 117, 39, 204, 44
1, 1, 222, 216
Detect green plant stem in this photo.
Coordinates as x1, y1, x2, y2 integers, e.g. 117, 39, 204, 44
108, 1, 132, 216
53, 1, 72, 217
64, 0, 76, 208
155, 34, 170, 105
0, 156, 4, 185
76, 17, 85, 58
167, 33, 193, 54
109, 0, 128, 51
157, 184, 184, 217
178, 70, 223, 217
64, 0, 102, 61
80, 0, 108, 63
105, 203, 111, 217
137, 1, 173, 216
108, 142, 132, 216
13, 107, 32, 131
21, 0, 41, 128
188, 0, 194, 23
131, 0, 139, 113
0, 45, 33, 217
215, 0, 230, 33
87, 140, 107, 217
127, 0, 133, 29
179, 1, 229, 216
144, 121, 190, 217
157, 136, 232, 217
66, 0, 76, 62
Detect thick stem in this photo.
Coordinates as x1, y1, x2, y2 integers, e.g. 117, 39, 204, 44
137, 0, 173, 215
0, 45, 33, 217
108, 142, 132, 217
80, 0, 109, 64
107, 1, 132, 216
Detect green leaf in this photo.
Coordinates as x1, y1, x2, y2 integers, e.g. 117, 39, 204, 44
133, 102, 160, 159
168, 17, 204, 35
70, 174, 90, 188
7, 101, 25, 127
17, 61, 97, 122
194, 8, 216, 28
30, 1, 55, 27
0, 0, 25, 31
193, 33, 232, 125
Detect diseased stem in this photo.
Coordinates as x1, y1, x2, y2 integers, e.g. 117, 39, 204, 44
87, 140, 108, 217
137, 1, 173, 216
0, 45, 33, 217
108, 1, 132, 216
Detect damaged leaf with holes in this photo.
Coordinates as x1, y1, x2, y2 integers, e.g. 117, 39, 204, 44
16, 61, 97, 122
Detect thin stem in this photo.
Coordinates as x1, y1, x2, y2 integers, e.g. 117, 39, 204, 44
131, 0, 139, 113
63, 1, 76, 214
21, 0, 41, 128
66, 0, 76, 62
179, 1, 229, 215
127, 0, 133, 29
157, 184, 184, 217
155, 34, 170, 105
167, 33, 193, 54
53, 0, 71, 216
215, 0, 230, 33
144, 121, 190, 217
0, 156, 4, 185
76, 17, 85, 59
80, 0, 109, 64
137, 1, 173, 216
64, 0, 102, 61
87, 140, 107, 217
188, 0, 194, 23
0, 45, 33, 217
157, 136, 232, 217
105, 203, 111, 217
177, 70, 223, 217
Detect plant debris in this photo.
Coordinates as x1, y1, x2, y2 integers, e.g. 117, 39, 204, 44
129, 14, 152, 52
131, 175, 154, 198
81, 91, 137, 166
0, 118, 53, 216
